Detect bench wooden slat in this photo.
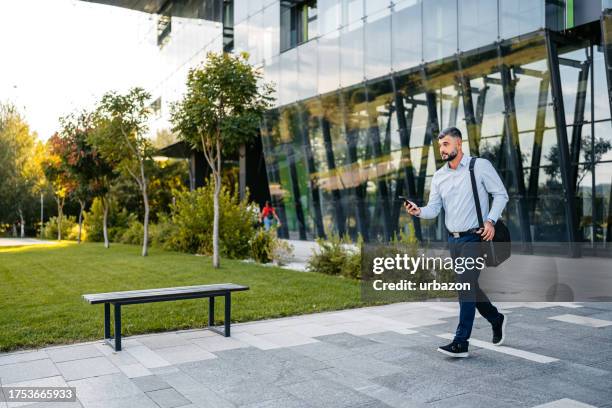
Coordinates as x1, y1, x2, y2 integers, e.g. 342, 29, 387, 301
83, 283, 249, 304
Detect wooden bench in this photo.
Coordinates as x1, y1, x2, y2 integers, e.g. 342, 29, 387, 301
83, 283, 249, 351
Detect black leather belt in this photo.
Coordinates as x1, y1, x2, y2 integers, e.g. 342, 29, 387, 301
448, 228, 481, 238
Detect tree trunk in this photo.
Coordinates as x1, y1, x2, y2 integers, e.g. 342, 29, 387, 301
18, 208, 25, 238
212, 171, 220, 268
140, 162, 149, 257
57, 197, 63, 241
77, 200, 85, 244
212, 138, 221, 268
103, 197, 110, 248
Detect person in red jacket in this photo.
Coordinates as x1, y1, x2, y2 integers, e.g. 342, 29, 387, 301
259, 201, 282, 231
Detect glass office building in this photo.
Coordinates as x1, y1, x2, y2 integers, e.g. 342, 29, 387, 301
85, 0, 612, 255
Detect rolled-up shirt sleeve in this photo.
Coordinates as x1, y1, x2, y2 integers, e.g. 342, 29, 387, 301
418, 177, 443, 219
480, 159, 509, 222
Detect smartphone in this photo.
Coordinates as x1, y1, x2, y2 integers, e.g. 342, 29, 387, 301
398, 196, 417, 209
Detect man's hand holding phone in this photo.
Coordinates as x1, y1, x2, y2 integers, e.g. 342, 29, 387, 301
400, 196, 421, 216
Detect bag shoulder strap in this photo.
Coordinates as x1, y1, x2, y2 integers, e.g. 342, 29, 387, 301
469, 157, 484, 228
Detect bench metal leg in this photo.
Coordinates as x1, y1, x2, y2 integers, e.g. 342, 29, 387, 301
104, 303, 110, 340
224, 294, 231, 337
114, 304, 122, 351
208, 296, 215, 328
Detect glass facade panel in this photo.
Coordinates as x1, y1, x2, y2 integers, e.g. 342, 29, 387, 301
319, 0, 342, 35
234, 0, 249, 24
343, 0, 364, 25
279, 47, 298, 105
317, 29, 341, 94
339, 20, 364, 87
364, 8, 391, 80
366, 0, 391, 16
499, 0, 545, 40
422, 0, 458, 63
247, 11, 264, 65
297, 38, 318, 100
458, 0, 498, 51
262, 2, 280, 62
392, 0, 422, 71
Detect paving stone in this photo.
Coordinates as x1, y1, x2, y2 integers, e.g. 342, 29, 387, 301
56, 356, 119, 381
426, 392, 516, 408
46, 345, 103, 363
154, 344, 217, 365
79, 394, 158, 408
125, 345, 172, 369
0, 358, 59, 384
240, 396, 315, 408
313, 333, 378, 349
146, 388, 191, 408
531, 398, 600, 408
371, 372, 469, 403
0, 350, 48, 366
281, 379, 378, 408
362, 331, 434, 348
157, 371, 235, 408
68, 373, 143, 403
191, 335, 249, 352
117, 363, 152, 379
222, 380, 292, 406
131, 375, 171, 392
288, 341, 354, 362
355, 384, 428, 408
325, 353, 404, 379
138, 334, 191, 350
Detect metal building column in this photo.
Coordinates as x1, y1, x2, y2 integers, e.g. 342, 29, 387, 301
393, 87, 422, 241
528, 74, 550, 214
284, 143, 307, 240
600, 10, 612, 122
321, 118, 347, 236
545, 31, 581, 256
498, 45, 533, 250
570, 60, 591, 193
298, 108, 326, 238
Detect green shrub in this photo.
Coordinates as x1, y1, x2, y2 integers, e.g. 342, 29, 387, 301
149, 213, 178, 250
83, 198, 132, 242
250, 228, 275, 263
43, 216, 77, 240
166, 180, 256, 259
307, 233, 348, 275
118, 218, 144, 245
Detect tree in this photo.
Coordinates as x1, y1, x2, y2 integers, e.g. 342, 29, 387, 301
91, 88, 155, 256
57, 111, 114, 244
43, 133, 76, 241
0, 103, 44, 237
171, 52, 274, 267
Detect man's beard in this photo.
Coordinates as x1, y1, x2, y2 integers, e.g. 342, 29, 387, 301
442, 148, 458, 162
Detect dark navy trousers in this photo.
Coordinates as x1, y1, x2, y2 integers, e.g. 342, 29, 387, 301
448, 232, 503, 346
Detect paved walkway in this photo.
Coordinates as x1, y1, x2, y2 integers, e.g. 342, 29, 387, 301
1, 302, 611, 408
0, 238, 54, 247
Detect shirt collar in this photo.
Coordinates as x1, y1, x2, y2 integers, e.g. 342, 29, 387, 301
446, 153, 471, 170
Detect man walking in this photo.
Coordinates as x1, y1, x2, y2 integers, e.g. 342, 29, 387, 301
405, 127, 509, 357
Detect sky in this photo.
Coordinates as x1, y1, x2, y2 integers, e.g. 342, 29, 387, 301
0, 0, 157, 140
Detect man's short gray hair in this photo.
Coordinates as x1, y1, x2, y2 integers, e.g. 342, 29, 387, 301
438, 127, 462, 140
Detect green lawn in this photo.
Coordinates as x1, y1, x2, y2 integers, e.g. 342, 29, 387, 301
0, 242, 375, 352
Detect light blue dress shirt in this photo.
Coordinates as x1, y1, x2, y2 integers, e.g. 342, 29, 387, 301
417, 154, 509, 232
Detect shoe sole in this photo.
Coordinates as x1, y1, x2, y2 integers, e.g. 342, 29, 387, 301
493, 314, 508, 346
437, 348, 469, 358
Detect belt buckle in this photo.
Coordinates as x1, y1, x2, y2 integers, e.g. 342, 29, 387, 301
452, 232, 460, 238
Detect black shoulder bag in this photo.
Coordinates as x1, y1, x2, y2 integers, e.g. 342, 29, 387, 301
469, 157, 511, 267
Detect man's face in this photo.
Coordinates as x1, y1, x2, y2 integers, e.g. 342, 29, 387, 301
438, 135, 461, 162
